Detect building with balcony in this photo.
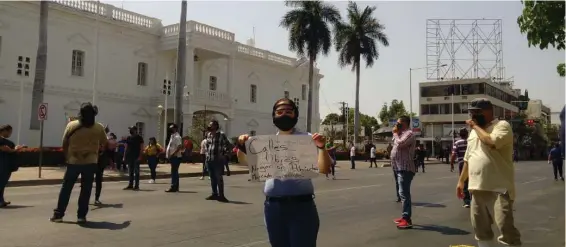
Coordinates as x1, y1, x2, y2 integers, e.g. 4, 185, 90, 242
0, 1, 323, 146
418, 78, 520, 154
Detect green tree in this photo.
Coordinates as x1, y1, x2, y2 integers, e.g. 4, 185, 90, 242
321, 113, 341, 124
378, 103, 389, 124
280, 0, 341, 132
189, 112, 214, 142
378, 100, 415, 126
334, 2, 389, 145
517, 0, 565, 77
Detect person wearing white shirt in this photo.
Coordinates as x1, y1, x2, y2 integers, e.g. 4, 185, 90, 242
369, 146, 377, 168
199, 137, 209, 180
350, 143, 356, 169
165, 124, 183, 193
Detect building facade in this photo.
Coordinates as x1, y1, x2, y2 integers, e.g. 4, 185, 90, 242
525, 100, 551, 123
0, 1, 323, 146
418, 78, 520, 153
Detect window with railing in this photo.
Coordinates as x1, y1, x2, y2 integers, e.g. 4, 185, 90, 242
250, 84, 257, 103
71, 50, 85, 76
137, 62, 147, 86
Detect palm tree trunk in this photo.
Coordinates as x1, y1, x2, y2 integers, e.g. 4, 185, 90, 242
30, 1, 49, 130
353, 59, 360, 145
306, 57, 314, 132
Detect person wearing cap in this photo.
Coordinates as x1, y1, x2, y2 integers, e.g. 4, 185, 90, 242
456, 98, 521, 247
123, 125, 144, 191
203, 120, 232, 202
165, 124, 183, 192
236, 98, 331, 247
50, 103, 107, 223
451, 127, 471, 208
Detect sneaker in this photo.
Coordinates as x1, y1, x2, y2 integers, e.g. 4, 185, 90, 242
123, 186, 133, 190
206, 194, 219, 200
199, 176, 204, 180
49, 215, 63, 223
0, 201, 10, 208
395, 199, 402, 203
77, 218, 87, 224
332, 176, 336, 180
133, 187, 140, 191
207, 176, 211, 180
393, 217, 403, 224
165, 188, 178, 193
217, 196, 229, 203
94, 200, 102, 205
396, 218, 413, 229
148, 179, 155, 184
463, 204, 470, 208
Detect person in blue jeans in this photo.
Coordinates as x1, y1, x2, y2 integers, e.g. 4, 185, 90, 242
548, 143, 564, 181
237, 98, 332, 247
123, 126, 144, 191
166, 124, 183, 192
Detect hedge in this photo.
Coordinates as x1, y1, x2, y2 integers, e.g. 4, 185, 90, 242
14, 148, 387, 167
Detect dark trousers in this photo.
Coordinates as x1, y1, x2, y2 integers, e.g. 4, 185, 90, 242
326, 160, 336, 177
416, 160, 425, 172
206, 160, 224, 196
170, 156, 181, 188
458, 166, 471, 205
397, 170, 414, 220
127, 158, 140, 187
264, 199, 320, 247
224, 156, 231, 176
53, 164, 96, 218
0, 169, 13, 203
147, 156, 158, 180
393, 169, 401, 201
201, 154, 208, 176
115, 152, 126, 170
369, 157, 377, 167
94, 165, 104, 201
350, 156, 356, 169
552, 160, 564, 179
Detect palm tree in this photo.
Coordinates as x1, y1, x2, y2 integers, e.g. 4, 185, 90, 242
280, 0, 341, 132
334, 2, 389, 144
30, 0, 49, 130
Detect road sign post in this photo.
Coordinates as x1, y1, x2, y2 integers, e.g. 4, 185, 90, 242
37, 103, 48, 178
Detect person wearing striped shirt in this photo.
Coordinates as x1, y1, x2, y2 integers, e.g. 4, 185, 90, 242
451, 127, 471, 207
390, 115, 417, 229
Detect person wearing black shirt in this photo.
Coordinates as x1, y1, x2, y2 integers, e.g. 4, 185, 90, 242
414, 144, 426, 173
0, 125, 22, 208
123, 126, 144, 190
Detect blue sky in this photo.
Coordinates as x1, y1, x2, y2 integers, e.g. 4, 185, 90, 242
104, 0, 565, 117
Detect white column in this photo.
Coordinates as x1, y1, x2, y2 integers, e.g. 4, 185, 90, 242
186, 46, 195, 94
227, 55, 234, 100
182, 113, 193, 136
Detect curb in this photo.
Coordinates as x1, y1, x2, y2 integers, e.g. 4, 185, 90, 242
7, 170, 250, 187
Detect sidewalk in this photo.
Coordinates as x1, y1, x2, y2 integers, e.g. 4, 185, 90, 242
7, 159, 448, 187
8, 163, 250, 187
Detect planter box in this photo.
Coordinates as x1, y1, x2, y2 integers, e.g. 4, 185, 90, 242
16, 151, 65, 167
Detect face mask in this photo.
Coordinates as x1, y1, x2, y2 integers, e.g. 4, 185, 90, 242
273, 115, 297, 131
472, 114, 487, 127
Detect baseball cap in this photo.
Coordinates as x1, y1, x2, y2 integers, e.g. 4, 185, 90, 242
169, 123, 178, 129
128, 125, 138, 130
468, 98, 493, 110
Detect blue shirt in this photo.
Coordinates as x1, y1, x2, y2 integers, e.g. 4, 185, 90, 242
263, 130, 315, 197
550, 147, 563, 162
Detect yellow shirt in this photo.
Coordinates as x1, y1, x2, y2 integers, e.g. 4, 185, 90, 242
63, 120, 108, 165
464, 119, 516, 199
145, 144, 162, 156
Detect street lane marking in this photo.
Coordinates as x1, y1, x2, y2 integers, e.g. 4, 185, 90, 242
521, 177, 547, 184
318, 184, 383, 194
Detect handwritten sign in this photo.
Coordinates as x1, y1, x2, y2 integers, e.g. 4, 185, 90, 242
245, 135, 319, 182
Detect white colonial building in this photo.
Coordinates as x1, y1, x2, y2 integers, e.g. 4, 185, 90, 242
0, 1, 323, 146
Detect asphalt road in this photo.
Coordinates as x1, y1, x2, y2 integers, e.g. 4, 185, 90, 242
0, 161, 563, 247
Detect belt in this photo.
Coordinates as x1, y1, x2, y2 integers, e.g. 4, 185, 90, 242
265, 194, 315, 203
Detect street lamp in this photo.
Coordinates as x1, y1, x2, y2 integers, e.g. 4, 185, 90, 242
371, 126, 375, 144
157, 105, 164, 145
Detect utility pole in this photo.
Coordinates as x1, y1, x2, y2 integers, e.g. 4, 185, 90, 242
338, 101, 349, 146
174, 0, 187, 130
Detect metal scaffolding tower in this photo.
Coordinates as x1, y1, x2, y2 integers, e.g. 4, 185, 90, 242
426, 19, 504, 81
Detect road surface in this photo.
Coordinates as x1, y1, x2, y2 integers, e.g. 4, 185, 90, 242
0, 161, 563, 247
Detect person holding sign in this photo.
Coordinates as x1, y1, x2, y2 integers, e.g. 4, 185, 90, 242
236, 98, 332, 247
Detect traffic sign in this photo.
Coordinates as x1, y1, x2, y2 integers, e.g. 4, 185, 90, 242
38, 103, 48, 121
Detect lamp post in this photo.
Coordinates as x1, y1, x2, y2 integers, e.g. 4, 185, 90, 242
223, 117, 230, 137
371, 126, 375, 144
408, 64, 448, 126
157, 105, 164, 145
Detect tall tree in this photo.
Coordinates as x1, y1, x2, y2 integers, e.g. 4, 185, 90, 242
334, 2, 389, 144
378, 103, 389, 124
517, 0, 565, 77
30, 1, 49, 130
280, 0, 341, 132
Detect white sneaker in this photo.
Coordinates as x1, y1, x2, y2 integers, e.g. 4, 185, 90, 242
207, 176, 211, 180
332, 176, 336, 180
148, 179, 155, 184
199, 176, 204, 180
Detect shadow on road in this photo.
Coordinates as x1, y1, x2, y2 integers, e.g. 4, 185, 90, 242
176, 191, 197, 194
412, 224, 470, 235
1, 205, 33, 209
413, 202, 446, 208
134, 189, 155, 192
91, 203, 123, 211
227, 200, 252, 205
78, 220, 131, 230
